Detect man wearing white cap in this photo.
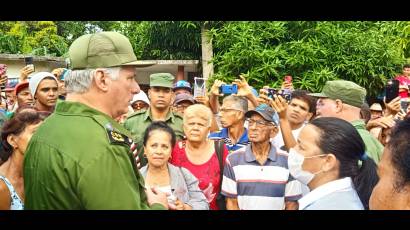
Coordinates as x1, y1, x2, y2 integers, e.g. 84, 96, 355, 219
29, 72, 58, 113
130, 91, 150, 112
369, 103, 383, 120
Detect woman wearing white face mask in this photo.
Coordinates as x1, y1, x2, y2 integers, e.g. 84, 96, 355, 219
288, 117, 379, 210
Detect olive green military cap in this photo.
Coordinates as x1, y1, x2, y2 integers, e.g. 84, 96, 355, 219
150, 73, 175, 88
68, 31, 155, 70
309, 80, 366, 108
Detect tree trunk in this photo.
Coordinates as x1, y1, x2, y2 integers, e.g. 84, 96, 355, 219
201, 26, 214, 81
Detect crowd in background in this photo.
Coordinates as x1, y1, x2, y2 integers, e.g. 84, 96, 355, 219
0, 31, 410, 210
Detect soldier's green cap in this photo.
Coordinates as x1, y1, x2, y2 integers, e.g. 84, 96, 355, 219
68, 31, 155, 70
150, 73, 175, 88
309, 80, 366, 108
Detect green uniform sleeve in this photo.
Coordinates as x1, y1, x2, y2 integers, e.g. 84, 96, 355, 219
77, 145, 151, 210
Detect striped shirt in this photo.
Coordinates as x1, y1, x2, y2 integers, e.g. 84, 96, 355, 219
208, 128, 250, 153
221, 143, 302, 210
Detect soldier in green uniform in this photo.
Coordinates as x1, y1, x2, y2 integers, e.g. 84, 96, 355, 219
124, 73, 184, 167
23, 31, 168, 210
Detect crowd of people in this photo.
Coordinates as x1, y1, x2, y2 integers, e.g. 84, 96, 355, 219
0, 31, 409, 210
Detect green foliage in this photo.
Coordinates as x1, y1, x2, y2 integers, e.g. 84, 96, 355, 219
209, 21, 408, 97
0, 21, 68, 56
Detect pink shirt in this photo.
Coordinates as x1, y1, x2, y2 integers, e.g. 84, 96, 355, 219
395, 75, 410, 99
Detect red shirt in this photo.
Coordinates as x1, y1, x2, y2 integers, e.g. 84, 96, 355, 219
395, 75, 410, 99
170, 141, 229, 210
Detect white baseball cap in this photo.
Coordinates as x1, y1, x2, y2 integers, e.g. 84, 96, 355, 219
130, 90, 150, 106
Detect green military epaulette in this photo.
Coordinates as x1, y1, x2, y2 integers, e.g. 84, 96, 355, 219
126, 109, 147, 119
172, 111, 184, 119
92, 114, 134, 147
107, 129, 133, 146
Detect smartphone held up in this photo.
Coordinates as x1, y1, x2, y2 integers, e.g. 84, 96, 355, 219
385, 79, 399, 103
24, 56, 35, 72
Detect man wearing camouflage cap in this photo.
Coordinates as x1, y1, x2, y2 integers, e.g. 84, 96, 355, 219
124, 73, 184, 167
310, 80, 384, 163
24, 31, 168, 210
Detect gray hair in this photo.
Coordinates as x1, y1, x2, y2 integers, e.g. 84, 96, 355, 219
65, 67, 121, 94
223, 95, 248, 112
183, 104, 213, 127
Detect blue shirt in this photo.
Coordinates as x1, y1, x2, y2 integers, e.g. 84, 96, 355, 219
208, 128, 249, 153
298, 177, 364, 210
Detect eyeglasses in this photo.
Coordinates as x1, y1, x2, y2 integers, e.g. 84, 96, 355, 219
219, 107, 243, 113
246, 118, 273, 127
175, 104, 190, 110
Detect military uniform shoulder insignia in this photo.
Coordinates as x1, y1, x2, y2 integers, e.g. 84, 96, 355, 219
105, 123, 133, 147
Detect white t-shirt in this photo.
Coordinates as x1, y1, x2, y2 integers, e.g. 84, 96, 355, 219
272, 124, 305, 151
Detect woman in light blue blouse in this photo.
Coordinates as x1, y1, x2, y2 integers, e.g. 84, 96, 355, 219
288, 117, 379, 210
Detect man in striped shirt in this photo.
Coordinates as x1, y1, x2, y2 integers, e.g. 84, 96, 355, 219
221, 104, 302, 210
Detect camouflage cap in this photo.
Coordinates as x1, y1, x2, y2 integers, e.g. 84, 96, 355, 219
150, 73, 175, 88
68, 31, 155, 70
309, 80, 366, 108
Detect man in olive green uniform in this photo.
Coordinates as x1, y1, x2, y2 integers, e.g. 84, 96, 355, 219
124, 73, 184, 167
310, 80, 384, 163
23, 31, 168, 210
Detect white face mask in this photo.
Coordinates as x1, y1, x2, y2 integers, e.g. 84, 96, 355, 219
288, 148, 325, 185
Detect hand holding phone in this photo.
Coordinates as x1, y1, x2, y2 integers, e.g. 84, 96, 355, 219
24, 57, 35, 72
219, 84, 238, 95
385, 79, 399, 103
194, 77, 206, 98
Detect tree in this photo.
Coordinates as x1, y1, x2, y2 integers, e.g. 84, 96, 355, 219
208, 21, 408, 97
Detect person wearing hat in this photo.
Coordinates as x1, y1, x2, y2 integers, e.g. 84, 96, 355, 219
124, 73, 184, 168
130, 90, 150, 112
309, 80, 384, 163
3, 81, 18, 113
172, 93, 195, 114
28, 72, 58, 114
369, 103, 383, 120
173, 80, 192, 95
221, 103, 302, 210
23, 31, 168, 210
15, 82, 33, 108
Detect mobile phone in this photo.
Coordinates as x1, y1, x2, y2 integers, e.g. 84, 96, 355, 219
267, 88, 292, 102
193, 77, 206, 98
60, 68, 69, 81
219, 84, 238, 95
385, 79, 399, 103
266, 88, 278, 98
24, 57, 35, 72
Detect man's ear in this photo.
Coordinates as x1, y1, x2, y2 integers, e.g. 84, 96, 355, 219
335, 99, 344, 113
147, 89, 152, 99
170, 92, 175, 105
93, 69, 110, 92
270, 125, 279, 138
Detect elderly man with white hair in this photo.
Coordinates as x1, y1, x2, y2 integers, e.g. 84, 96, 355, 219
23, 31, 169, 210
